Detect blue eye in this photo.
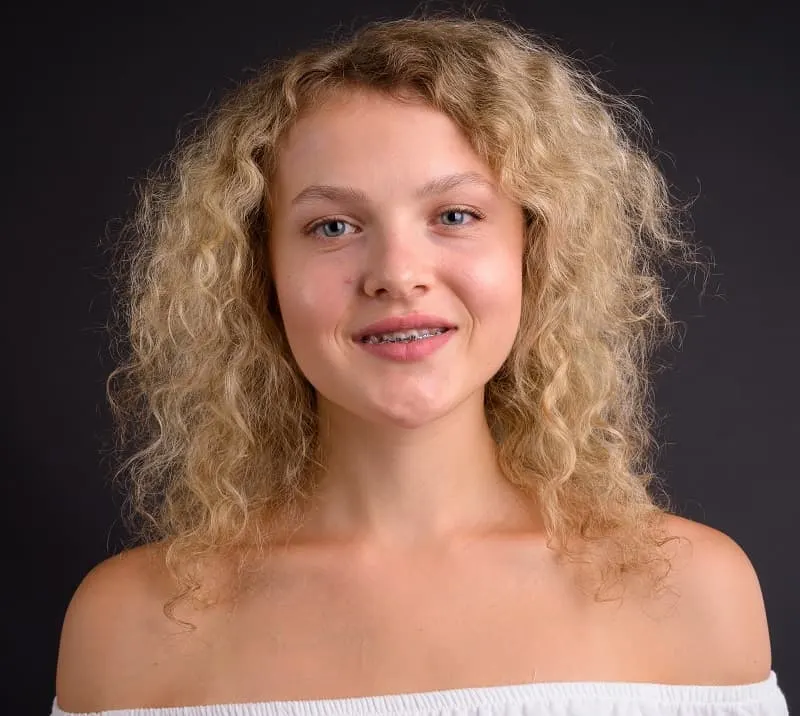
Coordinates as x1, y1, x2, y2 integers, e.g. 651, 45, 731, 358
439, 206, 484, 226
441, 209, 469, 225
306, 206, 484, 240
309, 219, 354, 238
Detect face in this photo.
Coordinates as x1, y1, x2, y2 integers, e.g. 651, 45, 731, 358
268, 88, 525, 430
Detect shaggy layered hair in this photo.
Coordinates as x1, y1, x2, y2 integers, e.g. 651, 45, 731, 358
106, 11, 708, 623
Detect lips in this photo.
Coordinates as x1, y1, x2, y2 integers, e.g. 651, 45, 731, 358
353, 313, 457, 341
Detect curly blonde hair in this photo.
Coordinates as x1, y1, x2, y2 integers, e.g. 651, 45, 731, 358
105, 10, 708, 624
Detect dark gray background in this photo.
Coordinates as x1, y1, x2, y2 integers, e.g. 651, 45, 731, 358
3, 1, 797, 713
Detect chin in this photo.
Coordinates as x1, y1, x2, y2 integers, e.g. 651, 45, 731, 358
366, 399, 456, 430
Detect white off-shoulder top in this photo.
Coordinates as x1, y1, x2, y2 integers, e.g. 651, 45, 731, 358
50, 670, 790, 715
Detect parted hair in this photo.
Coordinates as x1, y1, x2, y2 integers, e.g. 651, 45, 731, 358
105, 9, 708, 624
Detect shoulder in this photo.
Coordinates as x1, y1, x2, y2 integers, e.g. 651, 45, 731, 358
659, 513, 773, 685
55, 543, 178, 712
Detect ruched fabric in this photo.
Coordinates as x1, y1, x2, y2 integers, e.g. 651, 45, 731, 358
50, 670, 790, 715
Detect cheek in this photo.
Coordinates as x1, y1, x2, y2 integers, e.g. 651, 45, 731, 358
459, 251, 523, 325
275, 261, 349, 345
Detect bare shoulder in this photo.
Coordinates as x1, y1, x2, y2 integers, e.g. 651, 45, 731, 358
55, 542, 180, 712
658, 513, 773, 685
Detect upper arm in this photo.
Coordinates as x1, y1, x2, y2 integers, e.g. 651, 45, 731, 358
54, 545, 168, 712
667, 515, 773, 685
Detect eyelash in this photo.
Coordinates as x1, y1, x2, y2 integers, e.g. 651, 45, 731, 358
305, 206, 486, 239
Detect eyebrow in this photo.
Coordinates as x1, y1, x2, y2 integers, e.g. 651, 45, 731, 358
289, 171, 497, 208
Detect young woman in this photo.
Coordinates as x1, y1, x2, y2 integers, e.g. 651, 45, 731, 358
52, 13, 789, 716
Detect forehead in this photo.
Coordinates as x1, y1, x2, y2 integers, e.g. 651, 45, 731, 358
270, 88, 492, 201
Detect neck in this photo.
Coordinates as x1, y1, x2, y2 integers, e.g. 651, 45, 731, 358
292, 391, 543, 553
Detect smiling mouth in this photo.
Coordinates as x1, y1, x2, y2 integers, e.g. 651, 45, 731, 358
359, 328, 453, 344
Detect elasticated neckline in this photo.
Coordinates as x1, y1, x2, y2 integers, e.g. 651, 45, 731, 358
50, 669, 789, 716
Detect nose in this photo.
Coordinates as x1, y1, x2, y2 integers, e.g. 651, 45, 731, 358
361, 229, 433, 299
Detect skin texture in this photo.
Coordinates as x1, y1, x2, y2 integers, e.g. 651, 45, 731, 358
53, 89, 774, 712
54, 515, 773, 710
268, 88, 538, 552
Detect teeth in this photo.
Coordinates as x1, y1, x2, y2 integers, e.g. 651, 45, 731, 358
363, 327, 448, 344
